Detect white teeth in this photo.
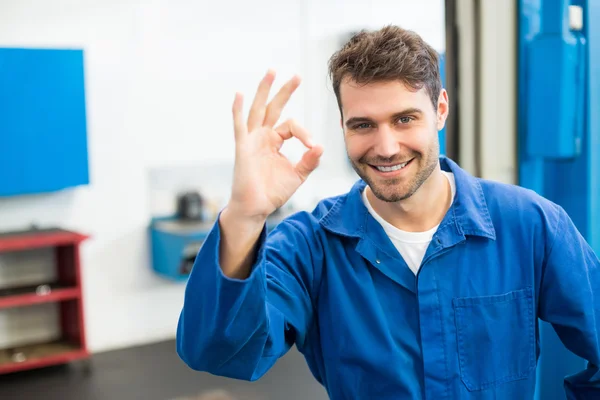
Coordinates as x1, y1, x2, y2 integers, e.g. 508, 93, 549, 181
376, 161, 408, 172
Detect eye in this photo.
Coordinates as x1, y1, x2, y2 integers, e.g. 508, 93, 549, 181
397, 116, 413, 124
354, 122, 372, 130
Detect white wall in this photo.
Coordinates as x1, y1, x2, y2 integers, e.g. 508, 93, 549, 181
0, 0, 444, 353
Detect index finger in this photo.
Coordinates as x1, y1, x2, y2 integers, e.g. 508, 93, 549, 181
274, 119, 314, 149
247, 69, 276, 132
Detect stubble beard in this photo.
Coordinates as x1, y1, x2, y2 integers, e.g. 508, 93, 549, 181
349, 141, 440, 203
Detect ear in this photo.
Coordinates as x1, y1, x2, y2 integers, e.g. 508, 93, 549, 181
436, 89, 449, 131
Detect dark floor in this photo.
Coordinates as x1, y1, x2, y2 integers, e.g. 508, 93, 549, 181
0, 340, 329, 400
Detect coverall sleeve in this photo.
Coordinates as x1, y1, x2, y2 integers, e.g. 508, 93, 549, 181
538, 205, 600, 398
175, 213, 321, 381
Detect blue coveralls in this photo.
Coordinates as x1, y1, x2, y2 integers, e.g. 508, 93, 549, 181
176, 157, 600, 399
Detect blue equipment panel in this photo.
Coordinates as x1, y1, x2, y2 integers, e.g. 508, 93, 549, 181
0, 48, 89, 197
518, 0, 599, 398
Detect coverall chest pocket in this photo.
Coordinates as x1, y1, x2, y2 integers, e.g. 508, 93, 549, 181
452, 287, 536, 391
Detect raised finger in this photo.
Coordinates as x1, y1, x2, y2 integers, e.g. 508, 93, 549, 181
232, 92, 246, 140
247, 70, 276, 132
274, 119, 314, 149
263, 75, 301, 128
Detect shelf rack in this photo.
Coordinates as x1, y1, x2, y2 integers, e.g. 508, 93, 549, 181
0, 228, 89, 374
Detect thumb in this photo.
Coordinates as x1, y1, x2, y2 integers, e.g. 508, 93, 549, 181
295, 144, 324, 181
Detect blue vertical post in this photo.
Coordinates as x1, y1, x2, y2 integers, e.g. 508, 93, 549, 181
439, 53, 447, 156
588, 0, 600, 256
518, 0, 599, 398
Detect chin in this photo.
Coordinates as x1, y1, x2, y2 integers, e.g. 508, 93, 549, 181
367, 170, 424, 202
370, 186, 414, 203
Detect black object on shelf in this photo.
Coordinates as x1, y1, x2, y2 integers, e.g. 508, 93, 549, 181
176, 191, 204, 221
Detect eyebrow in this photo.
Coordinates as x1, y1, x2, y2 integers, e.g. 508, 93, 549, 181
345, 107, 424, 128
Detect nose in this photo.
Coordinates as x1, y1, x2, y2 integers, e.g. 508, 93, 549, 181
373, 125, 400, 159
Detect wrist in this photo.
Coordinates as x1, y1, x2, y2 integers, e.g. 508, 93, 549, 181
220, 204, 267, 233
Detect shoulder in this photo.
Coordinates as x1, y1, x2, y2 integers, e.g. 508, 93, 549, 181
478, 178, 559, 213
271, 193, 345, 239
263, 194, 346, 285
476, 178, 564, 236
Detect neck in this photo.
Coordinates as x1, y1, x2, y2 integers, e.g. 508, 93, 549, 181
366, 164, 451, 232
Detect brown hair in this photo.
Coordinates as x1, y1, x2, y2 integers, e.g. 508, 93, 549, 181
328, 25, 442, 114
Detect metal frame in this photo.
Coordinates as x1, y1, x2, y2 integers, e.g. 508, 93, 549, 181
444, 0, 517, 184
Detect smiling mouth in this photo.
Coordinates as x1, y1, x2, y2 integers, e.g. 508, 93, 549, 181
370, 158, 413, 172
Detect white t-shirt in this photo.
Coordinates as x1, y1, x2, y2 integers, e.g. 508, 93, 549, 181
362, 171, 456, 275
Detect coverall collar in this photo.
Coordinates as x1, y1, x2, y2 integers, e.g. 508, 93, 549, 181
319, 156, 496, 242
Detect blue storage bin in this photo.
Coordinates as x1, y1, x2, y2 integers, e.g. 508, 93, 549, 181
150, 215, 287, 281
150, 216, 213, 282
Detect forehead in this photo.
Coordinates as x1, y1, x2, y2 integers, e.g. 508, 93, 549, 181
339, 78, 431, 118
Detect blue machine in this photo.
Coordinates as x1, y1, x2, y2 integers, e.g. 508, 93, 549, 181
518, 0, 599, 398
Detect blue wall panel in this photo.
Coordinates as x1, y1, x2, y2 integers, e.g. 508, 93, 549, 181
0, 48, 89, 197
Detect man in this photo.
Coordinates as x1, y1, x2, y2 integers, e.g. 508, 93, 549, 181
176, 25, 600, 399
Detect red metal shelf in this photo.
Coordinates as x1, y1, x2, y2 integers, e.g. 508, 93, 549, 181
0, 285, 80, 309
0, 227, 89, 374
0, 229, 88, 253
0, 340, 88, 374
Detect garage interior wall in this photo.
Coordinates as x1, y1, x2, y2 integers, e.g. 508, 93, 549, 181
448, 0, 517, 184
0, 0, 444, 353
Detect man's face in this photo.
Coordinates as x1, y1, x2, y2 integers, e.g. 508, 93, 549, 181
340, 78, 448, 202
